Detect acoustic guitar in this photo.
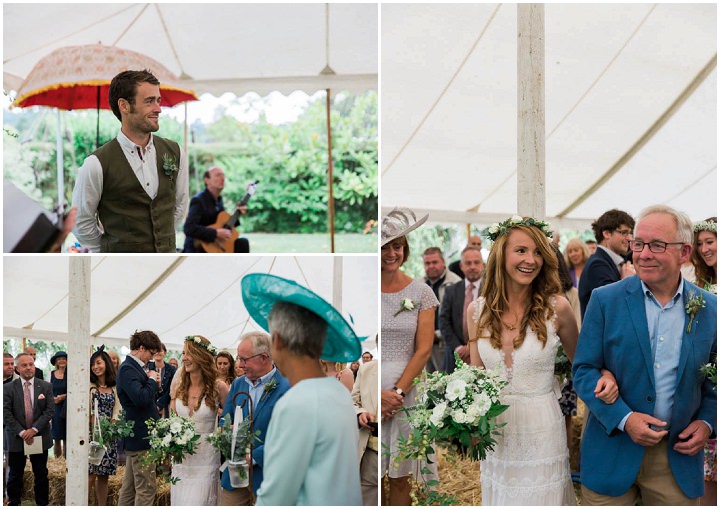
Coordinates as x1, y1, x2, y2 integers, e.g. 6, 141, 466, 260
198, 181, 257, 253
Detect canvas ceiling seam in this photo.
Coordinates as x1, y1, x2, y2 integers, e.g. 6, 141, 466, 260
92, 257, 186, 337
380, 3, 502, 178
111, 3, 150, 47
556, 53, 718, 218
154, 3, 190, 79
2, 4, 138, 65
545, 4, 657, 141
157, 256, 267, 337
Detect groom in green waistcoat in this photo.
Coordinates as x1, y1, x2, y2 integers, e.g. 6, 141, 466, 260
71, 70, 188, 252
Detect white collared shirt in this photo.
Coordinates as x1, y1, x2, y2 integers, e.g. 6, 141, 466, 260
597, 244, 626, 272
71, 130, 189, 252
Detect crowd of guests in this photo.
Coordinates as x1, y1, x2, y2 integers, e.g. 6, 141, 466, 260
381, 206, 716, 505
3, 303, 379, 506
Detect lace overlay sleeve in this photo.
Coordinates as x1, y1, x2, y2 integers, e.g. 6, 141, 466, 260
469, 296, 485, 341
418, 281, 440, 311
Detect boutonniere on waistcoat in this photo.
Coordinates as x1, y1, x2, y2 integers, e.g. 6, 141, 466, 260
685, 291, 706, 333
162, 153, 179, 182
259, 378, 278, 404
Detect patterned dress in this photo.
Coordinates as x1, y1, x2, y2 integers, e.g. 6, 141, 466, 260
381, 279, 439, 479
89, 391, 118, 476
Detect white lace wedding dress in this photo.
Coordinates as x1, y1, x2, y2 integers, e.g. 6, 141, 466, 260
170, 398, 220, 506
471, 297, 575, 506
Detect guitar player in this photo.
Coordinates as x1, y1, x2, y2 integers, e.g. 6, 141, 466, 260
182, 166, 250, 253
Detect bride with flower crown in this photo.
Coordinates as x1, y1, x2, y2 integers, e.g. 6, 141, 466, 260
467, 216, 618, 505
170, 336, 229, 506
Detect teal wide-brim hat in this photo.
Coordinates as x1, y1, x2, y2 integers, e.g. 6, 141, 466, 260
241, 273, 362, 363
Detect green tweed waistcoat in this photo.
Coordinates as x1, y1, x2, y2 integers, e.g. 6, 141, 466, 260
94, 136, 180, 253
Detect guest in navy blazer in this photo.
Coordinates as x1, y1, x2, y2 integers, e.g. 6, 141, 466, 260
574, 205, 717, 505
578, 208, 636, 318
153, 343, 176, 418
218, 332, 290, 505
116, 330, 163, 506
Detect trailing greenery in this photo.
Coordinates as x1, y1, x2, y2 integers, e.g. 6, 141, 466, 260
3, 91, 377, 234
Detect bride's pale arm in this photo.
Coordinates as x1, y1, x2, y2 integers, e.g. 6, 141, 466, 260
216, 379, 229, 411
467, 301, 485, 368
393, 307, 436, 394
555, 295, 578, 362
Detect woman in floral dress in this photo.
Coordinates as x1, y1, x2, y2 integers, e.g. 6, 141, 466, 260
88, 347, 121, 506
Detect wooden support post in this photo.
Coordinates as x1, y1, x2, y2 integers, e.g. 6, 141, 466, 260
66, 257, 91, 505
517, 4, 545, 219
326, 88, 336, 253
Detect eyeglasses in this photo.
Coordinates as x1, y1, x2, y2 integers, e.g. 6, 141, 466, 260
629, 240, 685, 253
237, 353, 264, 364
614, 229, 633, 236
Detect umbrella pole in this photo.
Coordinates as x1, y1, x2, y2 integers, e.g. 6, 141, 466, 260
96, 87, 101, 149
325, 88, 335, 253
56, 108, 64, 212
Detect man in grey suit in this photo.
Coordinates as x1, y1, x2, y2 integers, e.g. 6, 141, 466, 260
440, 246, 485, 373
3, 352, 54, 506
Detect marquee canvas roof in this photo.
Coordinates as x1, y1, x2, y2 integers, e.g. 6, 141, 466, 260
3, 255, 378, 353
381, 3, 717, 228
3, 3, 378, 97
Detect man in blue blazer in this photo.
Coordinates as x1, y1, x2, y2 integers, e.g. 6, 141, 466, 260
218, 332, 290, 505
116, 331, 163, 506
578, 208, 636, 318
574, 205, 716, 505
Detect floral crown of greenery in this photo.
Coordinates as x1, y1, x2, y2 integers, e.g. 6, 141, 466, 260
185, 336, 218, 356
693, 219, 716, 234
482, 215, 553, 242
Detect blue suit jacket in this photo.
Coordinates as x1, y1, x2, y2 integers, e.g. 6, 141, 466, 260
578, 247, 621, 319
219, 369, 290, 494
573, 276, 717, 498
116, 357, 159, 451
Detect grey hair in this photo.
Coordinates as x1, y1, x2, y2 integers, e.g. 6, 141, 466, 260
461, 246, 482, 258
15, 352, 33, 366
636, 205, 693, 244
239, 331, 272, 359
267, 301, 327, 359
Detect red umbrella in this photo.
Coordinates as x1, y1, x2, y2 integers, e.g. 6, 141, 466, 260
13, 44, 197, 146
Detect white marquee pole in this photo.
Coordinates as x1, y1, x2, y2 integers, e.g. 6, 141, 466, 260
333, 256, 343, 314
517, 4, 545, 219
66, 257, 91, 505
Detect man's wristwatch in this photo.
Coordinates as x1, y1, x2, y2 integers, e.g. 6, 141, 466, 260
393, 386, 405, 397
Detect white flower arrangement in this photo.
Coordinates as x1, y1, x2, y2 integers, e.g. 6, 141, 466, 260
143, 412, 201, 484
399, 353, 509, 461
693, 220, 717, 233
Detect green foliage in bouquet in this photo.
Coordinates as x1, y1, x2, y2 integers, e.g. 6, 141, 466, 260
399, 353, 509, 464
142, 412, 201, 484
97, 410, 135, 447
206, 418, 262, 462
554, 347, 572, 382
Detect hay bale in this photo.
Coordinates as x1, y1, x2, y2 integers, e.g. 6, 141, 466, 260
20, 456, 171, 505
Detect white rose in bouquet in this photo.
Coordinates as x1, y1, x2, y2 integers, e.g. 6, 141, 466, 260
445, 379, 467, 402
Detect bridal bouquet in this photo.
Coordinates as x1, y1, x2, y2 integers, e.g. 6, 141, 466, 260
143, 412, 201, 483
400, 353, 509, 462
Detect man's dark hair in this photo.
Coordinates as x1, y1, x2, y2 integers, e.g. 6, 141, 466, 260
129, 330, 162, 352
423, 246, 444, 260
3, 352, 13, 359
591, 209, 635, 243
362, 351, 373, 358
109, 69, 160, 121
158, 342, 167, 354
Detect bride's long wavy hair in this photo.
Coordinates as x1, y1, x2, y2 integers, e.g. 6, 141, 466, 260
477, 225, 561, 350
176, 336, 220, 413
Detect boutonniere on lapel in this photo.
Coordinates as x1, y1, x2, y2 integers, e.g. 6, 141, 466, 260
684, 291, 706, 333
162, 153, 179, 182
259, 378, 278, 404
394, 298, 420, 317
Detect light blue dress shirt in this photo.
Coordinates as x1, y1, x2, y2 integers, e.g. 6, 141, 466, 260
247, 367, 277, 409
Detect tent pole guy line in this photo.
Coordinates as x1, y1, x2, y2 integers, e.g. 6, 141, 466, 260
112, 3, 150, 47
557, 52, 717, 218
92, 257, 186, 337
381, 3, 502, 177
158, 256, 267, 337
